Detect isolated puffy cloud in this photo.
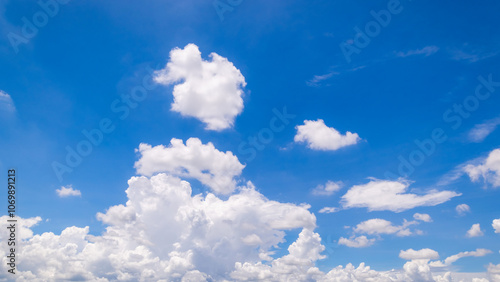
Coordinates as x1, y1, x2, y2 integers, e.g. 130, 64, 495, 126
340, 179, 460, 212
468, 117, 500, 143
399, 249, 440, 260
312, 181, 343, 196
0, 90, 15, 113
56, 185, 82, 198
456, 204, 471, 216
134, 138, 245, 194
466, 224, 484, 238
464, 148, 500, 188
414, 213, 432, 222
154, 44, 246, 131
338, 236, 376, 248
492, 219, 500, 233
294, 119, 360, 151
353, 218, 418, 237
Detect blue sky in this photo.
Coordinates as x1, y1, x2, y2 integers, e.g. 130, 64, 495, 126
1, 0, 500, 280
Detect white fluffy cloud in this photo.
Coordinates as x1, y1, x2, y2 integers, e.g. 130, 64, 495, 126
134, 138, 245, 194
0, 90, 15, 113
340, 179, 460, 212
464, 148, 500, 188
399, 249, 440, 260
492, 219, 500, 233
0, 174, 318, 281
294, 119, 360, 151
413, 213, 432, 222
312, 181, 343, 196
456, 204, 471, 216
154, 44, 246, 131
56, 185, 82, 198
338, 236, 376, 248
466, 224, 484, 238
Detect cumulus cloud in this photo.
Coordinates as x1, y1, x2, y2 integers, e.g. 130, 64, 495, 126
338, 236, 376, 248
0, 174, 319, 281
468, 117, 500, 143
488, 263, 500, 282
340, 179, 461, 212
311, 181, 343, 196
294, 119, 360, 151
466, 223, 484, 238
134, 138, 245, 194
464, 148, 500, 188
399, 248, 440, 260
154, 44, 246, 131
0, 90, 15, 113
492, 219, 500, 233
414, 213, 432, 222
56, 185, 82, 198
456, 204, 471, 216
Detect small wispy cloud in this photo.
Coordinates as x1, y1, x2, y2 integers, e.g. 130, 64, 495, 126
56, 185, 82, 198
396, 46, 439, 58
0, 90, 15, 113
449, 46, 499, 63
318, 207, 339, 214
306, 65, 365, 87
468, 116, 500, 143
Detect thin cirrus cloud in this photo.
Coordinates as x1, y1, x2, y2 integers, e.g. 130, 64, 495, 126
154, 44, 247, 131
0, 90, 15, 113
134, 138, 245, 194
468, 117, 500, 143
464, 148, 500, 188
55, 185, 81, 198
396, 46, 439, 58
294, 119, 361, 151
340, 178, 461, 212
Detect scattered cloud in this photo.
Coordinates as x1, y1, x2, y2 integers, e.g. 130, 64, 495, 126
353, 218, 419, 237
468, 117, 500, 143
318, 207, 339, 214
311, 181, 343, 196
456, 204, 471, 216
294, 119, 360, 151
443, 249, 492, 265
338, 235, 376, 248
464, 148, 500, 188
306, 72, 338, 87
134, 138, 245, 194
492, 219, 500, 233
399, 248, 439, 260
414, 213, 433, 223
450, 48, 499, 63
466, 223, 484, 238
396, 46, 439, 58
55, 185, 81, 198
340, 178, 461, 212
154, 44, 246, 130
0, 90, 15, 113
